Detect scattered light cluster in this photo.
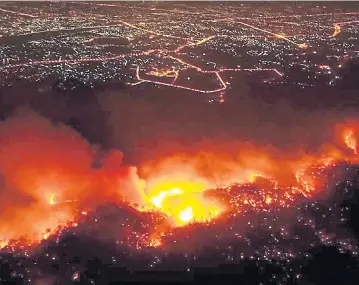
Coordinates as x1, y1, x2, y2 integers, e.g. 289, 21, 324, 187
0, 2, 358, 94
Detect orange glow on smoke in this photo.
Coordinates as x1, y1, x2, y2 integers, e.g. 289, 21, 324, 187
0, 112, 94, 248
1, 111, 359, 250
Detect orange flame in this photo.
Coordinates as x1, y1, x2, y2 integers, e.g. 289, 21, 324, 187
344, 129, 357, 154
331, 23, 341, 37
1, 111, 359, 249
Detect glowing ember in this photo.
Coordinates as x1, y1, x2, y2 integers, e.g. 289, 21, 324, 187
148, 236, 162, 248
265, 196, 272, 204
42, 230, 52, 240
0, 111, 359, 250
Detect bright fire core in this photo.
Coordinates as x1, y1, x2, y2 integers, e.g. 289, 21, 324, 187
145, 179, 223, 226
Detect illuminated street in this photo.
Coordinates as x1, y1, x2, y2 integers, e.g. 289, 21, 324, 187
0, 2, 358, 94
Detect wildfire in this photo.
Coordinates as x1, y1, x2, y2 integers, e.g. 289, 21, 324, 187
265, 196, 272, 204
148, 236, 162, 248
178, 206, 194, 223
136, 123, 359, 235
137, 234, 163, 249
145, 179, 223, 226
248, 172, 277, 186
0, 240, 8, 249
150, 187, 183, 208
1, 111, 359, 251
344, 129, 357, 154
295, 169, 315, 196
42, 230, 52, 240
